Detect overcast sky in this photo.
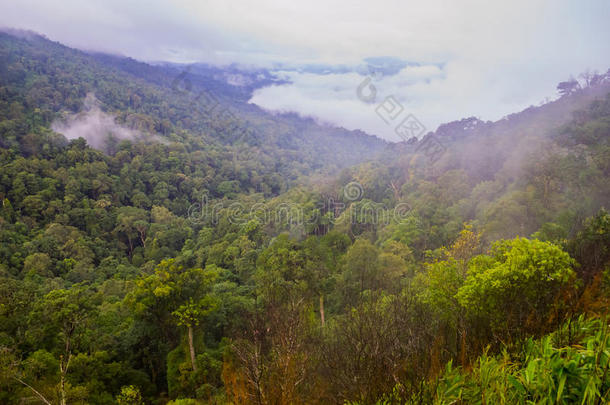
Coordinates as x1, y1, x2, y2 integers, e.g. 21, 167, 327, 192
2, 0, 609, 140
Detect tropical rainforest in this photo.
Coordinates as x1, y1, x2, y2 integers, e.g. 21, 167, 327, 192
0, 30, 609, 404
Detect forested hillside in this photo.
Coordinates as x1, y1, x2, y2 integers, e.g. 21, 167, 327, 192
0, 30, 609, 404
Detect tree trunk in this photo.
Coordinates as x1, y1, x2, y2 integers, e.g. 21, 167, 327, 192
319, 295, 325, 326
127, 235, 134, 258
59, 353, 70, 405
137, 227, 147, 249
188, 326, 197, 372
60, 372, 66, 405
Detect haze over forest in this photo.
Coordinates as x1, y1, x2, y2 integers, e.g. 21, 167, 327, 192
0, 2, 609, 404
2, 0, 609, 140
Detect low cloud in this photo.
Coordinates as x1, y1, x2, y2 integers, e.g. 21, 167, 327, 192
4, 1, 609, 141
249, 61, 563, 141
51, 93, 155, 152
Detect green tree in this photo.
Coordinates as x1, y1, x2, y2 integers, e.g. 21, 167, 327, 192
116, 385, 144, 405
114, 207, 149, 258
34, 286, 95, 405
457, 237, 575, 341
173, 296, 218, 372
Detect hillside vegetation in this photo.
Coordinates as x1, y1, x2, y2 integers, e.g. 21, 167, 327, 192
0, 31, 609, 404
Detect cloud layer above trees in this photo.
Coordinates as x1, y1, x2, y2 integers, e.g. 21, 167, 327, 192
2, 0, 609, 138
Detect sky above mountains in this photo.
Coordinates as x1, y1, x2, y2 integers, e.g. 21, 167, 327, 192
2, 0, 609, 140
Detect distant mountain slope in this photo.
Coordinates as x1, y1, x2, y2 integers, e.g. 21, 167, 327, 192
0, 30, 386, 176
329, 79, 609, 247
388, 76, 610, 182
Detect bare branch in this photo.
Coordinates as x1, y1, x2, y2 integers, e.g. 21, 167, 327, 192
13, 376, 52, 405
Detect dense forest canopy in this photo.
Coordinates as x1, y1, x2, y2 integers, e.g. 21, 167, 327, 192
0, 30, 609, 404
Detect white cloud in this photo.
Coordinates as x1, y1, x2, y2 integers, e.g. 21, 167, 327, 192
1, 0, 609, 138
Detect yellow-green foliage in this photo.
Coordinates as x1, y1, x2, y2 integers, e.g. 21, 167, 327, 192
457, 238, 575, 329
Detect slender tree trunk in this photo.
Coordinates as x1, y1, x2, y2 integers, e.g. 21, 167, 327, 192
60, 372, 66, 405
137, 228, 146, 249
59, 353, 70, 405
149, 357, 157, 386
127, 235, 134, 258
319, 295, 325, 326
188, 326, 197, 372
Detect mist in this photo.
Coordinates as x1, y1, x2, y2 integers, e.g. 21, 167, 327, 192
51, 93, 154, 152
3, 1, 609, 140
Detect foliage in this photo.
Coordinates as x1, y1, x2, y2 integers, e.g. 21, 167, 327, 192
457, 238, 576, 340
430, 316, 610, 405
116, 385, 144, 405
0, 30, 608, 404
